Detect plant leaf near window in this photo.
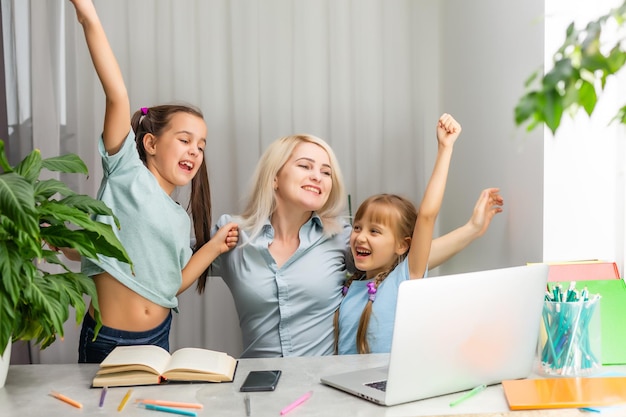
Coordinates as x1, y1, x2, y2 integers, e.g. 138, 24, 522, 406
515, 1, 626, 134
0, 139, 132, 356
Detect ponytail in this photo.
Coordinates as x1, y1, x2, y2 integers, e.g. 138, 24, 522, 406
192, 158, 212, 293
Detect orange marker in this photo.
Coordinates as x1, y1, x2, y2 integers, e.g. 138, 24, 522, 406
49, 390, 83, 408
135, 399, 203, 409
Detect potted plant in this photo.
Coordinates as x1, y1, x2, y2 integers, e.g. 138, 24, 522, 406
0, 139, 132, 376
515, 0, 626, 133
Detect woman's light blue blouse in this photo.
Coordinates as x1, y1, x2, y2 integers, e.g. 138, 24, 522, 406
211, 214, 351, 358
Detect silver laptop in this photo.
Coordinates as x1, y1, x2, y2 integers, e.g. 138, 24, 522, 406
320, 264, 549, 406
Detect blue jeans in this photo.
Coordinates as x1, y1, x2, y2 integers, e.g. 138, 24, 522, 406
78, 311, 172, 363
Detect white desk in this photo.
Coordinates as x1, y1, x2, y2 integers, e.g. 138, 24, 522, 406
0, 354, 621, 417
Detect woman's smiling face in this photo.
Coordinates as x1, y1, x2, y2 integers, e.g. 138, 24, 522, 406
274, 142, 333, 213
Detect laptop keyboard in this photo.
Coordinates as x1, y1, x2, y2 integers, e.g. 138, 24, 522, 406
365, 380, 387, 392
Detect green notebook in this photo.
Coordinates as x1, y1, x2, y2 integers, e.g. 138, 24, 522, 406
555, 279, 626, 365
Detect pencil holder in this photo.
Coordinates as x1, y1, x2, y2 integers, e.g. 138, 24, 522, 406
537, 296, 602, 377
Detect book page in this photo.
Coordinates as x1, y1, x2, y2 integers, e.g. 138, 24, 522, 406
99, 345, 172, 375
165, 348, 235, 376
96, 364, 161, 375
92, 370, 161, 388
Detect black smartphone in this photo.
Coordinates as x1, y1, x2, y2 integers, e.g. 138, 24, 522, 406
239, 370, 282, 392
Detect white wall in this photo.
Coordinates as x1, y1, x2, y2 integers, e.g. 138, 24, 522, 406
433, 0, 545, 276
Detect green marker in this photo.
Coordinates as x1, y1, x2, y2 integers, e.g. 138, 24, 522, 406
449, 384, 487, 407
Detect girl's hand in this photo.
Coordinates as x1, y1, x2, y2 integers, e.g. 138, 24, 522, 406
437, 113, 462, 148
468, 188, 504, 237
213, 222, 239, 254
47, 242, 82, 262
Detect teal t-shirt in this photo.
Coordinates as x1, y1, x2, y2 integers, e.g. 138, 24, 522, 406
82, 130, 192, 308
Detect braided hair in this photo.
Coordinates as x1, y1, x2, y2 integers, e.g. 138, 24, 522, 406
334, 194, 417, 354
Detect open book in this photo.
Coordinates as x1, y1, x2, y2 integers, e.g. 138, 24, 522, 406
92, 345, 238, 387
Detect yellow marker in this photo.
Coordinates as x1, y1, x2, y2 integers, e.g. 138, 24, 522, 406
118, 389, 133, 412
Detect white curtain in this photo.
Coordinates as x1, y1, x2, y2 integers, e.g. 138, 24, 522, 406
4, 0, 440, 363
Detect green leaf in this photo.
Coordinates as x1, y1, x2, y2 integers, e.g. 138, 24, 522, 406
523, 70, 540, 88
0, 173, 39, 238
0, 241, 22, 305
561, 82, 580, 109
543, 90, 564, 135
39, 202, 132, 266
580, 50, 610, 73
39, 201, 101, 229
42, 154, 88, 175
14, 149, 42, 183
59, 194, 122, 229
0, 140, 12, 173
610, 105, 626, 125
41, 226, 101, 259
606, 46, 626, 74
81, 230, 133, 266
514, 92, 540, 126
34, 178, 76, 201
578, 80, 598, 115
0, 291, 17, 356
13, 273, 66, 345
543, 59, 574, 90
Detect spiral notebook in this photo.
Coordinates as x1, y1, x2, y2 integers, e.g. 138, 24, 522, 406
320, 264, 549, 406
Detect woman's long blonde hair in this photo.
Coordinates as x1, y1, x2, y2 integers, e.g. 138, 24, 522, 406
238, 134, 347, 239
334, 194, 417, 354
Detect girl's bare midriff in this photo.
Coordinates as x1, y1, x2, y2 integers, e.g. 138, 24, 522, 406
88, 272, 171, 331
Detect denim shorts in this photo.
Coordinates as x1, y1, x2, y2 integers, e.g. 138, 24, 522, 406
78, 311, 172, 363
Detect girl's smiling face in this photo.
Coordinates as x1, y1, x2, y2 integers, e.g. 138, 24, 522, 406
350, 205, 409, 279
144, 112, 207, 194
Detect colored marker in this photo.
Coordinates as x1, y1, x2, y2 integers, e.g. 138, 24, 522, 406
280, 391, 313, 415
138, 403, 198, 416
449, 384, 487, 407
118, 389, 133, 411
244, 394, 251, 416
135, 399, 203, 409
49, 390, 83, 408
99, 386, 108, 408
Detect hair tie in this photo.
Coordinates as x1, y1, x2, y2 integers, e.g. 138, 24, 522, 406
342, 286, 348, 296
367, 282, 377, 302
140, 107, 149, 115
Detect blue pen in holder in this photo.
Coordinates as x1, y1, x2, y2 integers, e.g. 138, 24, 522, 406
537, 291, 602, 377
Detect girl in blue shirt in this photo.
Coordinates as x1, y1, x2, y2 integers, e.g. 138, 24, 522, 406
336, 113, 461, 354
69, 0, 238, 363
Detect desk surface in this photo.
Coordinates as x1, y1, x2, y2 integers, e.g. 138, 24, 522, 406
0, 354, 621, 417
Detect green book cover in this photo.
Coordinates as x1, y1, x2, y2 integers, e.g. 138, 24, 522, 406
555, 279, 626, 365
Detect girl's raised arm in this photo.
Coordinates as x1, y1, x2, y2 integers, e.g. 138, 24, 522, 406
70, 0, 130, 155
408, 113, 461, 279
